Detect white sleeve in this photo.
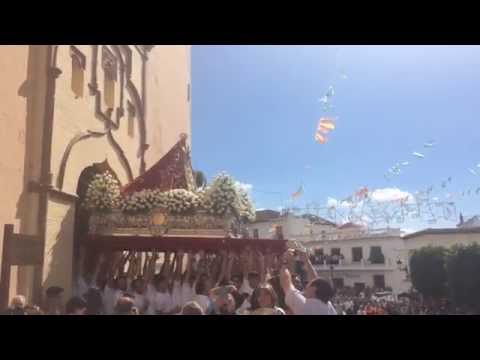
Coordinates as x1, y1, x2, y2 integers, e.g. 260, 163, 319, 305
182, 282, 193, 304
152, 293, 173, 313
146, 295, 156, 315
167, 293, 177, 312
285, 288, 307, 315
275, 307, 286, 315
328, 302, 338, 315
172, 281, 182, 308
239, 278, 253, 295
74, 277, 88, 297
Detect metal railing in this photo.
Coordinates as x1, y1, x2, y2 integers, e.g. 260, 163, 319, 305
293, 228, 402, 242
313, 257, 394, 270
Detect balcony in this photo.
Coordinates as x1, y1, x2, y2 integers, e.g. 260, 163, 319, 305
313, 258, 395, 271
296, 227, 402, 243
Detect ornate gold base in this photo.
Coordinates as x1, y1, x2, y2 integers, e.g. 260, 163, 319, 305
88, 210, 234, 238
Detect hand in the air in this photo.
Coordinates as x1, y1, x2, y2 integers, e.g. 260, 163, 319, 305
279, 266, 293, 290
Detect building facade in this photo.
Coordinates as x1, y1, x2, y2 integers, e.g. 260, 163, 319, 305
304, 228, 409, 294
251, 210, 337, 240
0, 45, 191, 304
249, 210, 410, 294
251, 210, 480, 295
402, 227, 480, 272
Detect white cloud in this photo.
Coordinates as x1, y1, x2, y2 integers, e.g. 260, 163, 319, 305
370, 187, 414, 203
327, 197, 354, 208
327, 197, 338, 207
234, 181, 253, 194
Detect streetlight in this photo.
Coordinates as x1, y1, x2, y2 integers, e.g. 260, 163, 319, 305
396, 259, 409, 277
328, 254, 339, 286
396, 258, 412, 297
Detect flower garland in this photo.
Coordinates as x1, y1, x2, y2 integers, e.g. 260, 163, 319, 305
165, 189, 201, 214
83, 172, 122, 212
120, 189, 167, 213
237, 188, 256, 222
202, 173, 240, 217
82, 171, 256, 222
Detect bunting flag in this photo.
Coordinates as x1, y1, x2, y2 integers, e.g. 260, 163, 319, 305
318, 118, 336, 131
291, 185, 304, 199
355, 187, 369, 200
315, 132, 328, 144
315, 117, 336, 144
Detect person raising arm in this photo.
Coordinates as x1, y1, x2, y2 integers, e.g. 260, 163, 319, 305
181, 251, 195, 305
147, 251, 179, 315
171, 250, 185, 312
280, 265, 337, 315
297, 249, 318, 284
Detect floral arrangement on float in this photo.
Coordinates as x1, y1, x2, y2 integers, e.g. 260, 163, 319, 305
84, 171, 256, 236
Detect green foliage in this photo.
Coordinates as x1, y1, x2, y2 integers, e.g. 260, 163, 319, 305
446, 243, 480, 311
409, 246, 447, 299
193, 170, 207, 189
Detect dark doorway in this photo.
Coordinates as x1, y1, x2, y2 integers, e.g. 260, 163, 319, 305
352, 247, 363, 262
330, 248, 341, 264
73, 161, 122, 284
373, 275, 385, 290
354, 282, 365, 295
333, 278, 344, 289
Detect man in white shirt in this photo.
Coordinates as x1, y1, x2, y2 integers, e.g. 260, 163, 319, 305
103, 275, 128, 315
171, 279, 184, 310
192, 274, 213, 314
239, 271, 261, 296
280, 267, 337, 315
129, 277, 149, 314
280, 249, 337, 315
181, 278, 195, 305
74, 275, 90, 298
237, 270, 262, 312
147, 274, 179, 315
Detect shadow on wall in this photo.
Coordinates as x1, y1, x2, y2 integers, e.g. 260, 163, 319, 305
42, 205, 75, 302
13, 46, 47, 300
15, 45, 45, 231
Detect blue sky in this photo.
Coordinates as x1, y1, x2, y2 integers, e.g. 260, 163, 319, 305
191, 46, 480, 232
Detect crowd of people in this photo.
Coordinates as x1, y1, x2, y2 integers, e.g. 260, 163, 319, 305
1, 247, 339, 315
331, 288, 468, 315
2, 246, 470, 316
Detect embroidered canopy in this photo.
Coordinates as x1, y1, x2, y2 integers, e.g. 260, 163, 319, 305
121, 134, 196, 194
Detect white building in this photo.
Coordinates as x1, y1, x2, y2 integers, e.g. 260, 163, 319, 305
250, 210, 410, 294
402, 226, 480, 275
303, 224, 409, 295
250, 210, 480, 295
250, 210, 337, 240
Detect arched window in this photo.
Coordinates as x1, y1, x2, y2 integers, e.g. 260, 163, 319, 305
127, 101, 136, 137
70, 46, 86, 98
102, 46, 117, 109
